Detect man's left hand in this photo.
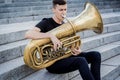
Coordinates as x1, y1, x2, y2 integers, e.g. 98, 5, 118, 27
71, 47, 82, 56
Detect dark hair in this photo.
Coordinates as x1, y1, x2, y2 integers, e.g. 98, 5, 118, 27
52, 0, 67, 7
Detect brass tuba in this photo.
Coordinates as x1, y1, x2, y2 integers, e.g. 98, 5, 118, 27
23, 2, 103, 70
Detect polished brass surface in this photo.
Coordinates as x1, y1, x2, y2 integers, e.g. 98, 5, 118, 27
23, 2, 103, 70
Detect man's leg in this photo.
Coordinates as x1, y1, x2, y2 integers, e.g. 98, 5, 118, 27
79, 51, 101, 80
46, 56, 95, 80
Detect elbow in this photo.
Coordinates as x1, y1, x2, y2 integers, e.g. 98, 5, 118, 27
24, 31, 31, 39
24, 34, 28, 39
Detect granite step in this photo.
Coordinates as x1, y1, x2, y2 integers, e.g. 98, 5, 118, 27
115, 76, 120, 80
0, 9, 119, 25
0, 1, 120, 13
101, 55, 120, 80
0, 39, 28, 64
0, 41, 119, 80
0, 3, 120, 19
79, 22, 120, 38
2, 5, 120, 19
99, 8, 120, 13
0, 1, 120, 80
0, 18, 120, 46
0, 1, 120, 21
0, 21, 38, 45
87, 41, 120, 61
0, 3, 81, 19
0, 30, 120, 65
12, 0, 80, 3
0, 0, 4, 3
0, 2, 81, 13
0, 0, 81, 7
0, 0, 119, 8
0, 3, 120, 24
1, 4, 120, 14
20, 43, 120, 80
0, 11, 120, 45
100, 12, 120, 25
81, 31, 120, 51
0, 57, 36, 80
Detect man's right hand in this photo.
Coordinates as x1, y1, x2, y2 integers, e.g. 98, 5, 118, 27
50, 34, 62, 51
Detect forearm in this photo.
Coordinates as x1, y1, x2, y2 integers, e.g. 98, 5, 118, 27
25, 30, 51, 40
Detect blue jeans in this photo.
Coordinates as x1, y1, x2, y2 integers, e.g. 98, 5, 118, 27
46, 51, 101, 80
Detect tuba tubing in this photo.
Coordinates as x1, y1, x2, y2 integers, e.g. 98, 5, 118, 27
23, 2, 103, 70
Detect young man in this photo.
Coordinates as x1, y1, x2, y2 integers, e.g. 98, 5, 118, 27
25, 0, 101, 80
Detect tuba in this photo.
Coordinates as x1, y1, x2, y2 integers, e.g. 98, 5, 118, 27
23, 2, 103, 70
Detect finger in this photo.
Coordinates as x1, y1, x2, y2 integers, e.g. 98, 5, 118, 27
53, 44, 57, 51
57, 44, 60, 50
71, 52, 78, 56
60, 42, 63, 46
71, 49, 80, 55
72, 48, 77, 52
73, 48, 80, 53
57, 42, 62, 49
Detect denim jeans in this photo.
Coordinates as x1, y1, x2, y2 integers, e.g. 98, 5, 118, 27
46, 51, 101, 80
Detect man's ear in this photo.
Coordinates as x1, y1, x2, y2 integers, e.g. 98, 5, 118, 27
52, 8, 55, 13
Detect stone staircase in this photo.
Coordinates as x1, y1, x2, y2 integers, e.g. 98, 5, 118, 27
0, 0, 120, 80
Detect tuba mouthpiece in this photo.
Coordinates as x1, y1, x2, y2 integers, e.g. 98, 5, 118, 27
62, 14, 66, 18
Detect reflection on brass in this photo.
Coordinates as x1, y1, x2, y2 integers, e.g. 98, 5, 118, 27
23, 2, 103, 70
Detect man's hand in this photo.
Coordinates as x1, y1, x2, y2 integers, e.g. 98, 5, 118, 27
71, 47, 82, 56
50, 35, 62, 51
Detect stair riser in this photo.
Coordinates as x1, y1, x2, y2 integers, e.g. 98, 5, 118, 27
0, 4, 120, 19
0, 0, 119, 7
0, 49, 119, 80
0, 30, 26, 45
0, 0, 120, 80
102, 66, 120, 80
81, 32, 120, 51
101, 46, 120, 61
0, 1, 120, 13
0, 65, 36, 80
0, 15, 120, 45
0, 1, 82, 7
0, 12, 120, 25
0, 46, 23, 64
0, 32, 120, 64
79, 23, 120, 38
103, 16, 120, 25
0, 3, 81, 13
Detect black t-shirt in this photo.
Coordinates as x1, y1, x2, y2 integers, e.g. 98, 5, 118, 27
35, 18, 63, 32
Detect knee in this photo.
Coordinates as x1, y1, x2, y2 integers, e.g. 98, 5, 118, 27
75, 57, 88, 66
90, 51, 101, 61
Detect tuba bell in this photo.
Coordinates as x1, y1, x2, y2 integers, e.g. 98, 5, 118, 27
23, 2, 103, 70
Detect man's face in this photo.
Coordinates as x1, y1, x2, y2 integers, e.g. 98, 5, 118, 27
52, 4, 67, 21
